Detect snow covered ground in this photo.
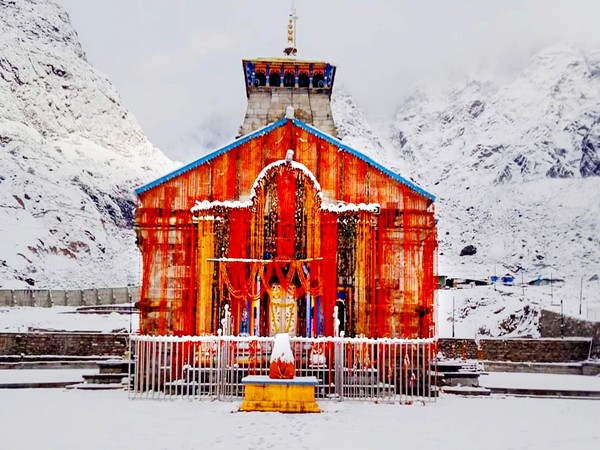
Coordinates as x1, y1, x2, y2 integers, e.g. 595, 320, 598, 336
0, 369, 97, 384
0, 390, 598, 450
2, 368, 599, 392
480, 372, 600, 391
0, 305, 139, 333
1, 304, 599, 449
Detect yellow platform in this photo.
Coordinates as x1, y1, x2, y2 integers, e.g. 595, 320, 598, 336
239, 375, 320, 413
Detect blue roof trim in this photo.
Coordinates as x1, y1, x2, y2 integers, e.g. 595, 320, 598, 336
135, 116, 435, 202
291, 118, 436, 202
134, 119, 289, 195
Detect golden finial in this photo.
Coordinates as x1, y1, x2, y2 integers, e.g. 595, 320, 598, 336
283, 1, 298, 56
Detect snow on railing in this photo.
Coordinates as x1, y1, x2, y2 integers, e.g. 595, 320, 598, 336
128, 335, 438, 404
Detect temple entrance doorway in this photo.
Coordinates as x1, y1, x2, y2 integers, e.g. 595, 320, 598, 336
267, 284, 298, 336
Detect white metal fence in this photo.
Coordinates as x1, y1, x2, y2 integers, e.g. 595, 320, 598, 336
129, 334, 438, 404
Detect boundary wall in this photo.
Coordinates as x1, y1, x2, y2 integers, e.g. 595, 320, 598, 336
0, 332, 129, 357
538, 309, 600, 358
0, 287, 140, 307
439, 337, 593, 362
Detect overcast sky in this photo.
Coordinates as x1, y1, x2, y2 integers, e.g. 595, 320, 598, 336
56, 0, 600, 163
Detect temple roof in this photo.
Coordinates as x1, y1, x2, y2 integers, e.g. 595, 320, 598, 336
134, 117, 435, 202
244, 57, 332, 65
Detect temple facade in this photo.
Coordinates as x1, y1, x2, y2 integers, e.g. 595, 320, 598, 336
134, 14, 437, 340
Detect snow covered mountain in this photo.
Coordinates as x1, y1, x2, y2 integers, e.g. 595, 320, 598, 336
2, 0, 597, 338
331, 43, 600, 337
383, 43, 600, 274
331, 86, 386, 161
390, 44, 600, 183
0, 0, 175, 289
378, 43, 600, 337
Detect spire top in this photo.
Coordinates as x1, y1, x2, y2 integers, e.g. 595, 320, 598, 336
283, 1, 298, 57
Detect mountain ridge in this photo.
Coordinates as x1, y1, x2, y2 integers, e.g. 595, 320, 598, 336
0, 0, 175, 289
377, 43, 600, 336
1, 2, 598, 338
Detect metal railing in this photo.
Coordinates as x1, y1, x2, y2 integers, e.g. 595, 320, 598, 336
129, 334, 437, 404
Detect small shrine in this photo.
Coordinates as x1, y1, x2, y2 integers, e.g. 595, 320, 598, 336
240, 333, 320, 413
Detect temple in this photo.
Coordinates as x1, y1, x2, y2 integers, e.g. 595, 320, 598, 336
134, 9, 437, 340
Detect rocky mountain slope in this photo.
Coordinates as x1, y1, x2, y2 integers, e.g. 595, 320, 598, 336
383, 43, 600, 275
2, 1, 598, 338
331, 86, 387, 162
378, 43, 600, 336
0, 0, 174, 289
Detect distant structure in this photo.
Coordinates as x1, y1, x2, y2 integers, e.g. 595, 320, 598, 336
134, 7, 437, 339
239, 5, 337, 136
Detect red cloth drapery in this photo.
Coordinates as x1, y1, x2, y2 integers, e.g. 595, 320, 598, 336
277, 167, 296, 258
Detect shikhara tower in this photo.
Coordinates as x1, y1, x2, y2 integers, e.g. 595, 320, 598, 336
239, 7, 337, 137
134, 7, 437, 339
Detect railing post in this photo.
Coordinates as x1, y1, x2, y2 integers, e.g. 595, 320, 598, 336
335, 331, 344, 401
128, 335, 133, 399
216, 329, 223, 401
333, 305, 339, 338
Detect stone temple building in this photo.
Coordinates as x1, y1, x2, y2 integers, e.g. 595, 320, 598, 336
134, 11, 437, 339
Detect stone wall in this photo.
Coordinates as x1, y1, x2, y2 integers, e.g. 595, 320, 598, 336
539, 309, 600, 358
0, 287, 139, 308
0, 332, 128, 356
310, 94, 337, 135
439, 337, 592, 362
240, 88, 336, 137
1, 332, 594, 362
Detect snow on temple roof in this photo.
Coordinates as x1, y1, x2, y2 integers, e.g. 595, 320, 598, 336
191, 159, 323, 214
135, 118, 435, 202
191, 196, 380, 217
191, 199, 252, 213
246, 56, 333, 65
249, 159, 323, 200
322, 202, 380, 213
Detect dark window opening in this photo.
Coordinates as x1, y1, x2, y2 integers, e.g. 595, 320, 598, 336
283, 71, 295, 87
254, 71, 266, 86
335, 299, 346, 336
298, 72, 310, 88
312, 72, 325, 88
269, 72, 281, 87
